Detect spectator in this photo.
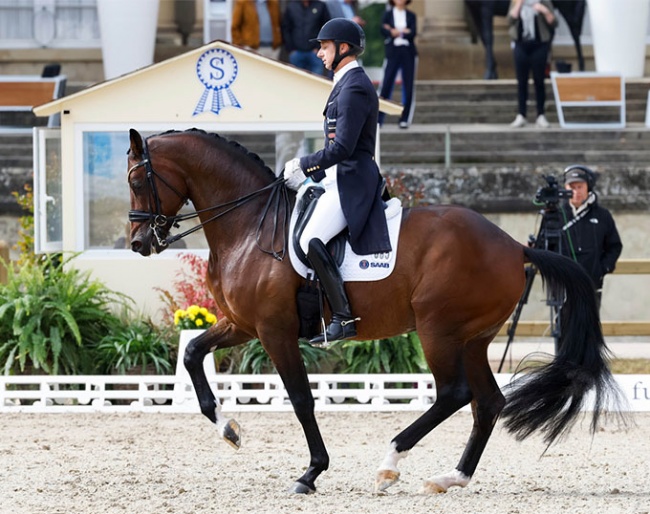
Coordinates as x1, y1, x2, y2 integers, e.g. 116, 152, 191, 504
560, 165, 623, 308
282, 0, 330, 75
231, 0, 283, 60
377, 0, 418, 129
326, 0, 365, 26
508, 0, 557, 128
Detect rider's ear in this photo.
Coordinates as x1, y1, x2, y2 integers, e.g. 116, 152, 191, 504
129, 128, 144, 158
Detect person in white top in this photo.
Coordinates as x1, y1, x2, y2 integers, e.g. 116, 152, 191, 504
378, 0, 418, 129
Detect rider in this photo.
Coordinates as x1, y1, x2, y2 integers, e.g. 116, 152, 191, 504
284, 18, 391, 345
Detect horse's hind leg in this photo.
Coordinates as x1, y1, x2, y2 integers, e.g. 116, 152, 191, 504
423, 336, 505, 494
376, 335, 473, 492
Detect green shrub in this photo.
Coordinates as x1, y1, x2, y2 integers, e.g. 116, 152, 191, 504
331, 332, 429, 374
94, 318, 173, 375
0, 254, 129, 375
237, 339, 329, 375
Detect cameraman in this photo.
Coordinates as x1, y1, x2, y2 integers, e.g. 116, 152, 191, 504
560, 165, 622, 307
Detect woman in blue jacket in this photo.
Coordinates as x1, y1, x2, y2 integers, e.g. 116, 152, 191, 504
378, 0, 418, 129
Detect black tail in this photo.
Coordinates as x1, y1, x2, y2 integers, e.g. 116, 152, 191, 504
501, 247, 626, 445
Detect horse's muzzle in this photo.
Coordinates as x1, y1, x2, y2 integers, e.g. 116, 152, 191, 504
130, 226, 164, 256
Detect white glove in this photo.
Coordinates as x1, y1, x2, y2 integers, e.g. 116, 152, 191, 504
283, 158, 307, 191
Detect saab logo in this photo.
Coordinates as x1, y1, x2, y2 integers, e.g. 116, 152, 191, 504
370, 262, 389, 269
359, 260, 370, 269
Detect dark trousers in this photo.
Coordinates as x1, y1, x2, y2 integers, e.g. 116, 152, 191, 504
513, 40, 550, 117
378, 46, 416, 125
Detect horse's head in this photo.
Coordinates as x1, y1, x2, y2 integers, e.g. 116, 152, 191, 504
127, 128, 189, 256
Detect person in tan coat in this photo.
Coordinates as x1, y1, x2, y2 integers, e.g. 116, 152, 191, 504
231, 0, 282, 60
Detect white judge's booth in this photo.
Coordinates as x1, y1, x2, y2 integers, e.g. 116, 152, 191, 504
33, 41, 401, 321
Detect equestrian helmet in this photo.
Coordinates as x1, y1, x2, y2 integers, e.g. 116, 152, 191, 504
312, 18, 365, 56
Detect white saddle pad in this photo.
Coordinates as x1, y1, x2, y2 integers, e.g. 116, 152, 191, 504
288, 187, 403, 282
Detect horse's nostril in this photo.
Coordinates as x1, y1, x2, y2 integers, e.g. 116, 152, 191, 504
130, 240, 142, 253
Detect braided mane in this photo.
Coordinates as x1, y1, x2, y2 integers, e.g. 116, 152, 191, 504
152, 128, 277, 181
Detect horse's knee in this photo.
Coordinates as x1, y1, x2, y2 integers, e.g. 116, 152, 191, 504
183, 339, 205, 374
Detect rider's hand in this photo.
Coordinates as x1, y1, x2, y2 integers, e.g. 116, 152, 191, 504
283, 158, 307, 190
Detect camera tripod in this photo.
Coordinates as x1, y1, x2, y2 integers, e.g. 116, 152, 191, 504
497, 204, 565, 372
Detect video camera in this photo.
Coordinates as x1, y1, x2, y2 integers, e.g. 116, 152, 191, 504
534, 175, 572, 209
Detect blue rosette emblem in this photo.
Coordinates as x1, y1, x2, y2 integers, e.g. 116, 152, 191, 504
194, 48, 242, 116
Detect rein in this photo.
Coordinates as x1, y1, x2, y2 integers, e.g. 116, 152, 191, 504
128, 136, 290, 260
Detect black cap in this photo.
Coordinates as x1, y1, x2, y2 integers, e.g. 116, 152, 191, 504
565, 169, 589, 184
563, 164, 596, 190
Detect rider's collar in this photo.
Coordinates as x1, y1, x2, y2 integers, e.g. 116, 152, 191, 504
333, 60, 360, 85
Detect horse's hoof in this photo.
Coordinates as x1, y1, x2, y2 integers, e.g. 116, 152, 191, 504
375, 469, 400, 492
422, 470, 470, 494
288, 481, 315, 495
221, 418, 241, 450
421, 480, 448, 494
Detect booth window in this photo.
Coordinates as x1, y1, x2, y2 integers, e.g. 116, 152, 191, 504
35, 128, 320, 253
82, 131, 207, 250
34, 128, 63, 253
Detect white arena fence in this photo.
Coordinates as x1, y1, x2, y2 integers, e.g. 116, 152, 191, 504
1, 373, 649, 413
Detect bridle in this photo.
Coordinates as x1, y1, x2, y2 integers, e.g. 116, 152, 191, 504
127, 136, 290, 260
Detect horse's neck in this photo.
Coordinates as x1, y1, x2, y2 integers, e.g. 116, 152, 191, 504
190, 164, 273, 256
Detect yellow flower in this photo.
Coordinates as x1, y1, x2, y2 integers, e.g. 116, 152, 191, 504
174, 305, 217, 330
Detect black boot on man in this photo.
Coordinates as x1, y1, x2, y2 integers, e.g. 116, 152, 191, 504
307, 238, 358, 345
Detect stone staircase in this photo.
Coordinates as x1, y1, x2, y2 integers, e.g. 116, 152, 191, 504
378, 78, 650, 169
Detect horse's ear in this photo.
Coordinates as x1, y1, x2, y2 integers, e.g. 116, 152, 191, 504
129, 128, 144, 159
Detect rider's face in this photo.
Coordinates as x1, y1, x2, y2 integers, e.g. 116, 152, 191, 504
317, 40, 336, 71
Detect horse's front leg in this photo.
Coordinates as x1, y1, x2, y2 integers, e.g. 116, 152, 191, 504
184, 322, 251, 448
261, 334, 329, 494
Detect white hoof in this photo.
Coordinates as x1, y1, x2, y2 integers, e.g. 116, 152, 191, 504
422, 469, 470, 494
375, 469, 400, 492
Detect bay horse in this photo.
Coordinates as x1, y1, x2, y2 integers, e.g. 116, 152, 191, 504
127, 128, 623, 495
465, 0, 587, 79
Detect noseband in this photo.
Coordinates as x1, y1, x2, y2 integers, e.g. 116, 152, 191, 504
128, 136, 289, 259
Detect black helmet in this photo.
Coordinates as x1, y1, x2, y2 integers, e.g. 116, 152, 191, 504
312, 18, 365, 56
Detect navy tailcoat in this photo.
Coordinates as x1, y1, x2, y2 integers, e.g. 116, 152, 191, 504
300, 67, 392, 255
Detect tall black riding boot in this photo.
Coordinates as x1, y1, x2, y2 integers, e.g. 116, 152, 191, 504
307, 238, 358, 345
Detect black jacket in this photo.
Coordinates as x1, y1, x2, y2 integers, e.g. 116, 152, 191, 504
282, 1, 330, 53
560, 199, 622, 289
300, 66, 391, 255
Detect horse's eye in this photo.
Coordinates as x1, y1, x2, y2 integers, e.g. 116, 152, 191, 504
130, 179, 144, 191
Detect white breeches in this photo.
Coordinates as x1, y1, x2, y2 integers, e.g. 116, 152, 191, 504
298, 166, 347, 255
